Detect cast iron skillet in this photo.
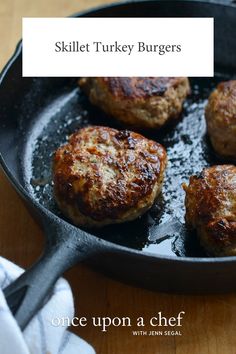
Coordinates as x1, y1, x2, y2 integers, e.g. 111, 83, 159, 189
1, 0, 236, 330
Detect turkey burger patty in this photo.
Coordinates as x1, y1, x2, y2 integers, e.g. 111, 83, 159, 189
53, 126, 167, 228
183, 165, 236, 256
79, 77, 190, 130
205, 80, 236, 160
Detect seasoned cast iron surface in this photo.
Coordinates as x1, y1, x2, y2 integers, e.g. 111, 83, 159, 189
22, 74, 235, 257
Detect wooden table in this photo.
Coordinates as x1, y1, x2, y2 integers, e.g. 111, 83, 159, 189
1, 1, 236, 353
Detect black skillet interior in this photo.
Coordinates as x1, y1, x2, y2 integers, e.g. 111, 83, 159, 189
24, 74, 234, 259
0, 0, 236, 261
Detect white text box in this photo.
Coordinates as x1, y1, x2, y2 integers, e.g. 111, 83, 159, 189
22, 17, 214, 77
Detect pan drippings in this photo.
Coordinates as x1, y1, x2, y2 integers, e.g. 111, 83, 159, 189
24, 73, 235, 258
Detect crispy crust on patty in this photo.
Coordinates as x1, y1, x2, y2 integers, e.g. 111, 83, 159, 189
79, 77, 190, 129
53, 126, 167, 228
205, 80, 236, 160
183, 165, 236, 256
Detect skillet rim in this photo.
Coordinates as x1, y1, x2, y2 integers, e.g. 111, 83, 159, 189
1, 0, 236, 265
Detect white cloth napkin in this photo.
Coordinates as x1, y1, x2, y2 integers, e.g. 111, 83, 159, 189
0, 256, 95, 354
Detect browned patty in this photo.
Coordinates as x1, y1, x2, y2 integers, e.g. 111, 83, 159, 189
183, 165, 236, 256
53, 126, 167, 228
205, 80, 236, 160
79, 77, 190, 129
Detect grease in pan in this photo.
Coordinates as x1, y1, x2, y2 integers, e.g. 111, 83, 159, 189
28, 75, 234, 258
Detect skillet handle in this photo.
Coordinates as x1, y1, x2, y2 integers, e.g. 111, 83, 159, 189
3, 218, 99, 331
